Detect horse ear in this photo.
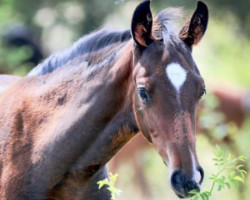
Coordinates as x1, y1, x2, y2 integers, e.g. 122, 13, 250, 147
131, 1, 153, 47
179, 1, 209, 47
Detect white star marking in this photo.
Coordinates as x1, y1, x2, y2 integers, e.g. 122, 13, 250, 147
166, 63, 187, 93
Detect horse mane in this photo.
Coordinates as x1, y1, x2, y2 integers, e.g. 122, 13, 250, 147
28, 28, 131, 76
28, 8, 183, 77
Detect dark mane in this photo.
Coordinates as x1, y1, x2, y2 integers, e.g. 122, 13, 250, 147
28, 28, 131, 76
28, 8, 183, 77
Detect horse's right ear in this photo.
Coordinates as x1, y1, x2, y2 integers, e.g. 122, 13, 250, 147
131, 1, 153, 47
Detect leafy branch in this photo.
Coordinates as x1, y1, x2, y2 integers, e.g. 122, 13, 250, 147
97, 173, 122, 200
190, 145, 247, 200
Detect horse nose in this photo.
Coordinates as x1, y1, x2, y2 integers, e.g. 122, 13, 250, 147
170, 168, 204, 198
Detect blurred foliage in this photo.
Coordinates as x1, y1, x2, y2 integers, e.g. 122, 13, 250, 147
0, 0, 115, 36
0, 0, 117, 74
193, 17, 250, 88
0, 0, 249, 76
1, 0, 249, 35
0, 1, 248, 199
199, 94, 239, 142
0, 43, 33, 75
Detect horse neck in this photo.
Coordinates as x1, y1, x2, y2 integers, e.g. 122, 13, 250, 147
74, 40, 139, 163
36, 40, 139, 172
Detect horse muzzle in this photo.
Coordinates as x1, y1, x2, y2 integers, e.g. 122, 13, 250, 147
170, 167, 204, 198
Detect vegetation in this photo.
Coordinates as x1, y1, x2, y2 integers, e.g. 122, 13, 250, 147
190, 146, 247, 200
0, 0, 250, 76
0, 1, 249, 200
97, 173, 122, 200
99, 146, 247, 200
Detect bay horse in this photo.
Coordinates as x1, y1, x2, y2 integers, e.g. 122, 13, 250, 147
0, 1, 209, 199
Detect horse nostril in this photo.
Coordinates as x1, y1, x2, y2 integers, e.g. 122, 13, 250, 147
171, 170, 184, 192
171, 170, 201, 198
197, 166, 204, 184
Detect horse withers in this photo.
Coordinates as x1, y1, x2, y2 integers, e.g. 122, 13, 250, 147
0, 1, 209, 199
0, 75, 21, 93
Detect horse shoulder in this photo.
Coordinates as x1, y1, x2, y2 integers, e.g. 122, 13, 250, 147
48, 166, 111, 200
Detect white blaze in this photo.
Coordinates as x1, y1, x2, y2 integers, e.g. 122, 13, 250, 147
166, 63, 187, 92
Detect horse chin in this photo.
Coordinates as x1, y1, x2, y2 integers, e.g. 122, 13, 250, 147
172, 188, 196, 199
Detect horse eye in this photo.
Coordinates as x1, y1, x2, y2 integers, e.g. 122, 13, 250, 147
138, 87, 151, 102
199, 87, 206, 99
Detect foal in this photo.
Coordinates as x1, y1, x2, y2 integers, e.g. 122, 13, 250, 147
0, 1, 208, 199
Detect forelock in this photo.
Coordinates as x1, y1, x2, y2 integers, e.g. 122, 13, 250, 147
152, 8, 184, 45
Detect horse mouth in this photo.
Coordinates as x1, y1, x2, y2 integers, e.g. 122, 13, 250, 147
173, 188, 198, 199
176, 192, 195, 199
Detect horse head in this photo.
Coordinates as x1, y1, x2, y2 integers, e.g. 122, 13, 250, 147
131, 1, 208, 198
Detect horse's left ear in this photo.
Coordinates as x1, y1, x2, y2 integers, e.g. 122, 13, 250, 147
179, 1, 209, 47
131, 1, 153, 47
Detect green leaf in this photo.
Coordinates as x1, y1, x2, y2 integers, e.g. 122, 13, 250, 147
217, 184, 222, 191
110, 173, 118, 183
228, 171, 235, 180
238, 155, 246, 161
208, 145, 246, 199
200, 193, 209, 200
214, 145, 222, 157
192, 194, 200, 200
189, 189, 200, 195
97, 173, 122, 199
239, 169, 247, 176
209, 174, 217, 180
216, 177, 225, 185
97, 179, 109, 189
233, 176, 244, 183
203, 191, 210, 199
225, 182, 231, 189
238, 171, 246, 179
231, 179, 239, 187
226, 153, 232, 160
236, 164, 244, 170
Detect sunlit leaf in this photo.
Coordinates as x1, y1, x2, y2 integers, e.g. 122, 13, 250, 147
233, 176, 244, 183
189, 189, 200, 195
192, 195, 199, 200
